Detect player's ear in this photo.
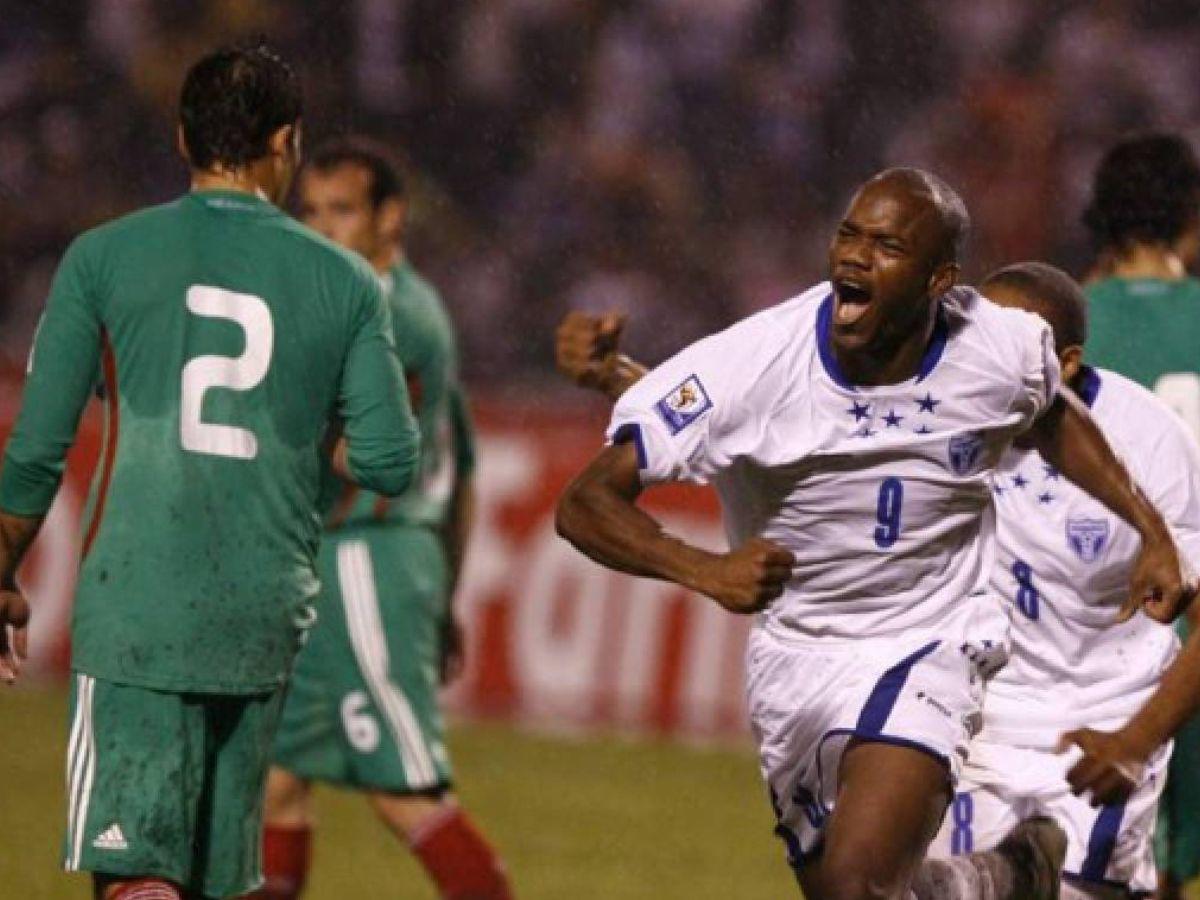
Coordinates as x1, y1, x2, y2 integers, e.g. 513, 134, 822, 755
1059, 344, 1084, 383
928, 261, 959, 298
378, 197, 406, 245
269, 123, 297, 160
176, 124, 192, 166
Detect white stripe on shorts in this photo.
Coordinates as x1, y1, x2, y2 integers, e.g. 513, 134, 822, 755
337, 540, 439, 789
65, 674, 96, 870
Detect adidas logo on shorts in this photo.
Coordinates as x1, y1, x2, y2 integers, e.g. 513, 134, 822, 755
92, 823, 128, 851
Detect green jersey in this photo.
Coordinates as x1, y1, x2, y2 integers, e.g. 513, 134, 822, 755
1086, 276, 1200, 436
326, 260, 476, 531
0, 190, 420, 694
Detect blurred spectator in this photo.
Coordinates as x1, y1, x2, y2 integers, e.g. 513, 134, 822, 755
3, 0, 1200, 379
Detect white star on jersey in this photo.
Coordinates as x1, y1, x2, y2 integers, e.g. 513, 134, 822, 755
982, 367, 1200, 747
607, 281, 1061, 643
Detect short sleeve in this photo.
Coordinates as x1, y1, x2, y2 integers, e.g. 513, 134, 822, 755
1011, 317, 1062, 430
605, 333, 754, 485
1141, 418, 1200, 567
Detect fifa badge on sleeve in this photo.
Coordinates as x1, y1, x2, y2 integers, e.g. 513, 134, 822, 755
655, 375, 713, 435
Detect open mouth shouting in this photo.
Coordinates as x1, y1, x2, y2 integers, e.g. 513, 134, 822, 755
833, 278, 873, 328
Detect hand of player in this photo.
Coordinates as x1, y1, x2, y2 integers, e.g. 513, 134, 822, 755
555, 311, 626, 394
1117, 531, 1194, 625
438, 612, 465, 686
692, 537, 795, 614
1058, 727, 1148, 806
0, 586, 30, 684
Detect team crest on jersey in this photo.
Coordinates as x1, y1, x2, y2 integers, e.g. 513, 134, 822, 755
655, 375, 712, 435
1067, 517, 1110, 562
947, 432, 985, 475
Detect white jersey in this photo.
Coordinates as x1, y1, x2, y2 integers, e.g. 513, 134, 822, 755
607, 282, 1060, 643
982, 367, 1200, 747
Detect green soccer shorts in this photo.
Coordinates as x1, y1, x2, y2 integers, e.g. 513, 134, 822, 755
272, 524, 452, 793
1156, 619, 1200, 882
63, 673, 285, 898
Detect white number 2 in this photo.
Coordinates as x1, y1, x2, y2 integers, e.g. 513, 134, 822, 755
180, 285, 274, 459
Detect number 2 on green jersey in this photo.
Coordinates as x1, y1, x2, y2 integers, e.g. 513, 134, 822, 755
180, 285, 274, 459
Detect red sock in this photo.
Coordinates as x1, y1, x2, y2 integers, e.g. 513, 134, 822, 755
409, 807, 513, 900
104, 879, 183, 900
253, 823, 312, 899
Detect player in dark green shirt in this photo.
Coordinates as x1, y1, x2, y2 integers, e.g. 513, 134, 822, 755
259, 141, 512, 899
0, 45, 419, 900
1082, 133, 1200, 900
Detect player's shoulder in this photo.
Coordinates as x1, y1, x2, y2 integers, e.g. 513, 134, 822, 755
699, 281, 827, 360
1091, 368, 1191, 445
68, 198, 187, 255
270, 216, 379, 285
946, 285, 1048, 342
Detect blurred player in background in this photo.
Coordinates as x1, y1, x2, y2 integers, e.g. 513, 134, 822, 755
256, 140, 511, 900
920, 262, 1200, 900
554, 168, 1191, 900
1081, 133, 1200, 900
0, 44, 419, 900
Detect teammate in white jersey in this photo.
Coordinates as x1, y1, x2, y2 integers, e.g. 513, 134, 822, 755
921, 262, 1200, 900
554, 169, 1192, 900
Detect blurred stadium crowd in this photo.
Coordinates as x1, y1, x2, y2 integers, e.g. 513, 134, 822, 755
3, 0, 1200, 380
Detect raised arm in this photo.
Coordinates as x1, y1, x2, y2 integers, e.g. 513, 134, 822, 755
555, 311, 647, 400
555, 441, 793, 614
1024, 390, 1191, 623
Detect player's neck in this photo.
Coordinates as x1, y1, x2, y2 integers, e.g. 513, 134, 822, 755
191, 169, 274, 205
835, 313, 937, 387
1104, 244, 1187, 281
370, 246, 403, 276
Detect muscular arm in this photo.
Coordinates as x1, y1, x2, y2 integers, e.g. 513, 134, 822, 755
555, 441, 793, 613
1025, 391, 1188, 622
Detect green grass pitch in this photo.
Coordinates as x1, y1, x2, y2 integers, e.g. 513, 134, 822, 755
1, 684, 795, 898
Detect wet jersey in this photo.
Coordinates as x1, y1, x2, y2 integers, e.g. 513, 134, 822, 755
607, 282, 1060, 643
983, 368, 1200, 747
0, 190, 420, 693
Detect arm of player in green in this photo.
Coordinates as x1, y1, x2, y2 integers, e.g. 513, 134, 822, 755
0, 240, 100, 680
0, 239, 102, 520
337, 282, 421, 497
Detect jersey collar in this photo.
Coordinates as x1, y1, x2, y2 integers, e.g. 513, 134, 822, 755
188, 189, 280, 216
1075, 365, 1102, 408
816, 292, 949, 390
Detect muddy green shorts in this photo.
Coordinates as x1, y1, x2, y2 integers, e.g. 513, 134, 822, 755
63, 673, 284, 898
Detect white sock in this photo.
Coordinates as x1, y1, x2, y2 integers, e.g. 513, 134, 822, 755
911, 853, 1016, 900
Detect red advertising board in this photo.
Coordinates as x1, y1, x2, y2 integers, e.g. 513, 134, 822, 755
3, 382, 749, 740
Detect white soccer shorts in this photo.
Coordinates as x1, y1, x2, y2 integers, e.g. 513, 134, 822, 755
928, 737, 1171, 894
746, 598, 1008, 869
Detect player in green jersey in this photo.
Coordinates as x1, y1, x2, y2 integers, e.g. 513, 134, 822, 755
0, 45, 419, 900
256, 140, 512, 900
1081, 133, 1200, 900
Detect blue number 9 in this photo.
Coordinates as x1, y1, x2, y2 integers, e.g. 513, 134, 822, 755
874, 477, 904, 549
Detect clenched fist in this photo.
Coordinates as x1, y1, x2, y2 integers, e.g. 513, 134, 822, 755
692, 537, 796, 614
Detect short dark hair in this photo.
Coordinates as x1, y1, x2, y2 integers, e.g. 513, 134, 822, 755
869, 168, 971, 264
981, 261, 1087, 351
179, 41, 302, 170
306, 137, 405, 209
1083, 133, 1200, 250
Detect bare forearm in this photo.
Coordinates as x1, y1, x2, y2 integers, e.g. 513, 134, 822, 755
0, 510, 44, 588
602, 355, 649, 401
1031, 392, 1169, 540
556, 473, 713, 590
1122, 613, 1200, 755
441, 477, 475, 601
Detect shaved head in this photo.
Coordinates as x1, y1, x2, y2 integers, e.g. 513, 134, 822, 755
981, 261, 1088, 351
864, 168, 971, 264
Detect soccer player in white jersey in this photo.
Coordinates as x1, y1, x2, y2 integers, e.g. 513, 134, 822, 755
553, 168, 1193, 900
917, 262, 1200, 900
